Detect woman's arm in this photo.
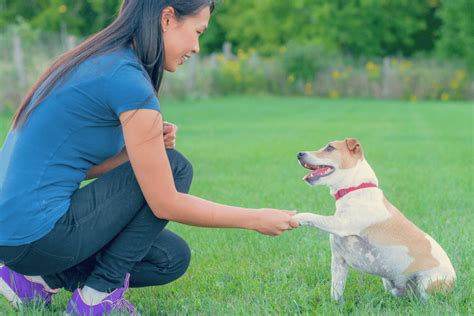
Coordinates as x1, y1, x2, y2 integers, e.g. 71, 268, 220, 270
85, 121, 178, 180
85, 147, 129, 180
120, 109, 298, 236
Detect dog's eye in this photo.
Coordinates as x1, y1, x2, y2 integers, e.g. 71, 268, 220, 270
325, 145, 335, 152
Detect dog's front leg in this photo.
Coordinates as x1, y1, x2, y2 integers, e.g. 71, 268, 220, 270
330, 243, 348, 302
294, 213, 358, 237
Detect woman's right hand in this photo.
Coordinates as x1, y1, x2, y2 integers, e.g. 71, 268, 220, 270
252, 209, 299, 236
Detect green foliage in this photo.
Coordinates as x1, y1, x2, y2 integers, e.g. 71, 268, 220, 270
280, 43, 339, 82
160, 51, 473, 101
212, 0, 439, 57
436, 0, 474, 70
0, 0, 121, 35
0, 0, 472, 65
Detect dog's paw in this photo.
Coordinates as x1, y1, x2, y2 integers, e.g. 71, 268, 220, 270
293, 213, 318, 227
331, 292, 344, 303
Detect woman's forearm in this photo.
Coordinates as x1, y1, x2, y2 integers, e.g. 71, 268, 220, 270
85, 147, 129, 180
174, 193, 258, 229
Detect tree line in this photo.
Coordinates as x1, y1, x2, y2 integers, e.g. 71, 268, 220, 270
0, 0, 472, 67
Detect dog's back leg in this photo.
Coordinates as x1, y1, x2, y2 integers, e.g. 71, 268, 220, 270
416, 272, 455, 302
382, 278, 395, 292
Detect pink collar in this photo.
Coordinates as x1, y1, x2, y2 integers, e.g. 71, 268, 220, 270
334, 182, 378, 201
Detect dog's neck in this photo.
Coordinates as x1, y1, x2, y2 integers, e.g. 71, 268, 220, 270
328, 159, 379, 196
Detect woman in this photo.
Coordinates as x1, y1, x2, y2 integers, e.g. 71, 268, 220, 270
0, 0, 298, 314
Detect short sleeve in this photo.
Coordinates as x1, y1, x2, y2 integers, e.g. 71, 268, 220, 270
106, 63, 161, 117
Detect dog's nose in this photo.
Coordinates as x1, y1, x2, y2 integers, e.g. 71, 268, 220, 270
297, 152, 306, 159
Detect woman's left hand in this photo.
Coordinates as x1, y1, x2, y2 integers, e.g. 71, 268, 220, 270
163, 121, 178, 149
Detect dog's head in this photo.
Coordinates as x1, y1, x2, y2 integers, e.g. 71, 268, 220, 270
297, 138, 365, 186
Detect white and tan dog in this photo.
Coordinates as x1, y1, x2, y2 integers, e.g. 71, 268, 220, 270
294, 138, 455, 302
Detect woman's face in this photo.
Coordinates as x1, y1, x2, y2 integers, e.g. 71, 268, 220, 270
162, 6, 210, 72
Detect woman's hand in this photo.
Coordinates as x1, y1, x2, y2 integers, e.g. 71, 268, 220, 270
252, 209, 299, 236
163, 121, 178, 149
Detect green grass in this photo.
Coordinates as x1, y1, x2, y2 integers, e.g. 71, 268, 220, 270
1, 96, 473, 315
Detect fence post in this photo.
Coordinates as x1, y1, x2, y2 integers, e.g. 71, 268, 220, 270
185, 55, 197, 93
12, 30, 27, 90
60, 21, 76, 51
382, 57, 392, 99
223, 42, 234, 60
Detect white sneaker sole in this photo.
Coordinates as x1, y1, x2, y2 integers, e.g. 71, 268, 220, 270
0, 271, 22, 309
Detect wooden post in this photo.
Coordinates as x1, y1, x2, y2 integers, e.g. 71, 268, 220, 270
185, 55, 197, 93
12, 30, 27, 90
67, 35, 76, 50
223, 42, 233, 60
382, 57, 391, 99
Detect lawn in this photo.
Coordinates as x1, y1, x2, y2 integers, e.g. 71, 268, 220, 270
1, 96, 473, 315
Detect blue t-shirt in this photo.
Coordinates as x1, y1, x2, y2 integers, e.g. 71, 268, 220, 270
0, 47, 160, 246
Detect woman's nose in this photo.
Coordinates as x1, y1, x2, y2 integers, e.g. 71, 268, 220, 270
193, 41, 200, 54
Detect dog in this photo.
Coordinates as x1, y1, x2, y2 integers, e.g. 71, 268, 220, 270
294, 138, 455, 302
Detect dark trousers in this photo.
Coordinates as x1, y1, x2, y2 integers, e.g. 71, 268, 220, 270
0, 149, 193, 292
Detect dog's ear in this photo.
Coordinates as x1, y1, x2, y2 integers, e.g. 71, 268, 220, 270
345, 138, 362, 156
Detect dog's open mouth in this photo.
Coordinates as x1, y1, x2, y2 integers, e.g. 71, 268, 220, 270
302, 163, 335, 181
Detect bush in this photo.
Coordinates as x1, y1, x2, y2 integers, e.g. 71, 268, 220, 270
1, 25, 472, 106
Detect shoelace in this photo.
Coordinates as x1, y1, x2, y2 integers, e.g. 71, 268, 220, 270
111, 298, 137, 315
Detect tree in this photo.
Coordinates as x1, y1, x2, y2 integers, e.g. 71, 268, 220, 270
0, 0, 121, 35
436, 0, 474, 69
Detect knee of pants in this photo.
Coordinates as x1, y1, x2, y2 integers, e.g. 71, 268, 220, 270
174, 237, 192, 278
167, 149, 193, 185
179, 155, 193, 182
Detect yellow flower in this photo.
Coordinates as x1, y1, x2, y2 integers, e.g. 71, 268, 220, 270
332, 71, 342, 80
287, 74, 295, 83
304, 83, 313, 96
441, 92, 449, 101
450, 80, 460, 90
279, 47, 287, 54
454, 69, 466, 81
58, 4, 67, 13
222, 60, 242, 82
329, 90, 339, 99
237, 49, 249, 60
409, 95, 417, 103
366, 61, 381, 78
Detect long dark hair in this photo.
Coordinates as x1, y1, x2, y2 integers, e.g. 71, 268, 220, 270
11, 0, 215, 130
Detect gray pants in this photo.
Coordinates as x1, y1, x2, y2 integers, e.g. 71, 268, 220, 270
0, 149, 193, 292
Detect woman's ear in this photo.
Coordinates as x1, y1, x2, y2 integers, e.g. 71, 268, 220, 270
161, 6, 176, 32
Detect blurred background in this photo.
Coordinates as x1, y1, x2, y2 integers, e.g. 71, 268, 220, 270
0, 0, 473, 110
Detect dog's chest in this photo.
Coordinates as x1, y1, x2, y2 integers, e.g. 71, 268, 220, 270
330, 235, 404, 277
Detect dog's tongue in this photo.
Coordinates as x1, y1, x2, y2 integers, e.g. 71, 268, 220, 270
304, 166, 331, 179
312, 167, 331, 176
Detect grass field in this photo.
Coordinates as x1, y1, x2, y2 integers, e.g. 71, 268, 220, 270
1, 96, 473, 315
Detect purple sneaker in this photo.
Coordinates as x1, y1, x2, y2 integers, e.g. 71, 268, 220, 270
0, 264, 58, 308
66, 273, 138, 316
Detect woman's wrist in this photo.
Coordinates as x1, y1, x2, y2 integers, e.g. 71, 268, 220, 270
245, 209, 261, 231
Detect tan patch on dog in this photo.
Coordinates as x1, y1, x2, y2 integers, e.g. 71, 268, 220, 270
362, 197, 439, 274
425, 279, 455, 294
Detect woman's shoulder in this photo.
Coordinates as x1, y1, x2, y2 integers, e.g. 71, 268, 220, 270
80, 46, 144, 79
